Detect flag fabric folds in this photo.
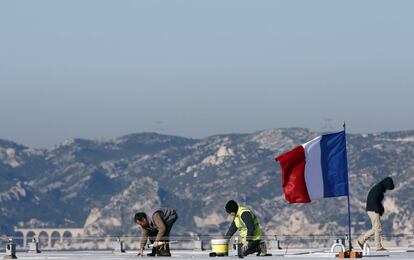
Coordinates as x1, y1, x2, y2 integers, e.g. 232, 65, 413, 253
275, 131, 349, 203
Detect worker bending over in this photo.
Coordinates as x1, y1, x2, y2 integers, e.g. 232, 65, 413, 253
134, 208, 178, 257
224, 200, 267, 256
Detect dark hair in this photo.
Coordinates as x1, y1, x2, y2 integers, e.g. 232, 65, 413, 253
134, 212, 147, 223
225, 200, 239, 214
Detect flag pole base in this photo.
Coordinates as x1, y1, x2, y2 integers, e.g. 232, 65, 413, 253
338, 251, 362, 258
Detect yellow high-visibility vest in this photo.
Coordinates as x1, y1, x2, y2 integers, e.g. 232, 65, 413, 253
234, 206, 262, 243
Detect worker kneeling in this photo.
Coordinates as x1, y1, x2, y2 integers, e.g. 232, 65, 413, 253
135, 208, 178, 257
224, 200, 267, 256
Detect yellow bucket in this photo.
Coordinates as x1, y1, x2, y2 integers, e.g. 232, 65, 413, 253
211, 239, 228, 256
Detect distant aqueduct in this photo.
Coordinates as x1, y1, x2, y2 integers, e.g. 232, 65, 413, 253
14, 227, 84, 248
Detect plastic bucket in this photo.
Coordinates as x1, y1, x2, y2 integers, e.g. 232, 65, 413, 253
211, 239, 228, 256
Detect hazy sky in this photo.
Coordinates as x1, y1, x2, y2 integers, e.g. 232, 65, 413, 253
1, 1, 413, 148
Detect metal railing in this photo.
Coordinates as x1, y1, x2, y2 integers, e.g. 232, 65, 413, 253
1, 233, 413, 252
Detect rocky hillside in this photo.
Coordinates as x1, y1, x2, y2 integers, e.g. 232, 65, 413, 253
1, 128, 413, 239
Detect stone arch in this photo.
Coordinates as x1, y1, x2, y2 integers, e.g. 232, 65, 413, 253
14, 228, 84, 248
63, 231, 73, 244
39, 231, 49, 248
26, 231, 36, 246
51, 231, 61, 247
14, 231, 24, 247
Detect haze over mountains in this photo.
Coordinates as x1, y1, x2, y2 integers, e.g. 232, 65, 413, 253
1, 128, 413, 240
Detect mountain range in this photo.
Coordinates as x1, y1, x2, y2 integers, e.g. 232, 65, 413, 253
1, 128, 413, 243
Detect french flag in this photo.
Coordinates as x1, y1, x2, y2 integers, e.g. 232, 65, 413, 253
275, 131, 349, 203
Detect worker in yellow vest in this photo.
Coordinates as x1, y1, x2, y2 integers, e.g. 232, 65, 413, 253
224, 200, 267, 256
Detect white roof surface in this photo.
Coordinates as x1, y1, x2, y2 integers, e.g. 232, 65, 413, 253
1, 249, 414, 260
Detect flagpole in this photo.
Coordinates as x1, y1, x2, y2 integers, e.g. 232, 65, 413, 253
343, 121, 353, 252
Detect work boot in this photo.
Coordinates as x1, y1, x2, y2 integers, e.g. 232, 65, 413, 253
147, 247, 157, 256
376, 247, 387, 251
256, 242, 267, 256
157, 243, 171, 257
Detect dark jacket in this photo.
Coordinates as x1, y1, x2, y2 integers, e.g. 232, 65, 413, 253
366, 177, 394, 216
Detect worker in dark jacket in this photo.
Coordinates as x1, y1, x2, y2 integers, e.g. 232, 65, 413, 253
134, 208, 178, 257
357, 177, 394, 251
224, 200, 267, 256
